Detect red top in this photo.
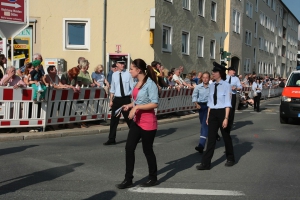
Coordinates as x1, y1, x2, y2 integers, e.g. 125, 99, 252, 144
132, 87, 157, 131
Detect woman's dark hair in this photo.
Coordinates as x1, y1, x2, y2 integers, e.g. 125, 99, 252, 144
220, 70, 227, 80
47, 65, 55, 73
0, 54, 5, 66
132, 59, 158, 89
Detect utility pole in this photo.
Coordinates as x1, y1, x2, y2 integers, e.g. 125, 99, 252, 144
102, 0, 107, 75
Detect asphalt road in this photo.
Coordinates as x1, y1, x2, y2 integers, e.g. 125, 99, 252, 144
0, 97, 300, 200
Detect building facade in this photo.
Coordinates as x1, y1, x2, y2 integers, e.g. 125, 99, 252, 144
224, 0, 299, 78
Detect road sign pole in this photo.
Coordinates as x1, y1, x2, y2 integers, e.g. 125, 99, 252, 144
2, 38, 7, 68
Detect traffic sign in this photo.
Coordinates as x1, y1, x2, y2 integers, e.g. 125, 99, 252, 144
0, 0, 25, 24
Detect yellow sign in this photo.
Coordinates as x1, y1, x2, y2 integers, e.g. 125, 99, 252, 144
14, 54, 26, 60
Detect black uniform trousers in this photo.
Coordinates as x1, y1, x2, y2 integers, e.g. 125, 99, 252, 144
108, 96, 132, 141
228, 93, 236, 131
201, 109, 235, 166
254, 93, 261, 111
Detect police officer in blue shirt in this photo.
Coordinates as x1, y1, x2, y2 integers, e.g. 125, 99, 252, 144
226, 67, 242, 130
196, 62, 235, 170
192, 72, 210, 153
104, 57, 133, 145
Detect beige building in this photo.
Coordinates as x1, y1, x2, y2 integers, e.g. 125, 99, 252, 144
224, 0, 299, 78
2, 0, 227, 76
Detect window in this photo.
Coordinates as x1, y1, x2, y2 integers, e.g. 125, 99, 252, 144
197, 36, 204, 57
255, 0, 258, 12
233, 10, 240, 33
162, 25, 172, 52
278, 46, 281, 56
164, 0, 173, 2
259, 37, 264, 50
245, 30, 252, 46
279, 7, 283, 18
182, 31, 189, 55
267, 0, 271, 7
254, 22, 257, 38
278, 27, 282, 37
254, 48, 256, 63
244, 58, 251, 73
210, 40, 216, 59
64, 19, 90, 50
276, 15, 278, 27
246, 1, 253, 18
183, 0, 190, 10
260, 12, 265, 26
211, 1, 217, 21
272, 0, 276, 11
198, 0, 205, 16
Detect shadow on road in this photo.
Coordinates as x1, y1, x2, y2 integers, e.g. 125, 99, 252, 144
156, 128, 177, 138
84, 190, 117, 200
155, 152, 200, 183
232, 121, 254, 131
0, 145, 39, 157
0, 163, 84, 195
211, 141, 253, 168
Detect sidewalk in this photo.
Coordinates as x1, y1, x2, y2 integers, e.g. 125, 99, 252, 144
0, 112, 198, 142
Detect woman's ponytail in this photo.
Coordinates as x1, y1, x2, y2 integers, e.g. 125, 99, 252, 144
146, 65, 158, 86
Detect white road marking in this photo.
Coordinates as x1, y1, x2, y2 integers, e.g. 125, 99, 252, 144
235, 112, 242, 113
267, 104, 280, 106
128, 187, 245, 196
266, 113, 277, 114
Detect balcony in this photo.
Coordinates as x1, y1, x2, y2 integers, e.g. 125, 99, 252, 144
283, 19, 287, 28
282, 57, 286, 64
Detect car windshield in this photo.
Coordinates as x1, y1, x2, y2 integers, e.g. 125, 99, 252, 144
286, 73, 300, 87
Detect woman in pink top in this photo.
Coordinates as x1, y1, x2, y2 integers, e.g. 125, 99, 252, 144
116, 59, 159, 189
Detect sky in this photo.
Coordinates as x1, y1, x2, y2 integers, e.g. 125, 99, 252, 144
282, 0, 300, 40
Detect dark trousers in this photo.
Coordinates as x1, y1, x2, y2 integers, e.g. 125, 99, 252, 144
254, 93, 261, 111
108, 96, 132, 141
201, 109, 235, 166
125, 122, 157, 181
228, 94, 236, 130
198, 103, 208, 148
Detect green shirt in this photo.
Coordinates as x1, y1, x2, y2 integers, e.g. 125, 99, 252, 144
77, 71, 92, 86
61, 72, 77, 86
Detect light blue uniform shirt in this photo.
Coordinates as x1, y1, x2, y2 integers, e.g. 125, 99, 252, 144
110, 70, 133, 97
252, 82, 263, 93
192, 83, 209, 103
133, 78, 159, 105
207, 80, 232, 109
226, 75, 242, 94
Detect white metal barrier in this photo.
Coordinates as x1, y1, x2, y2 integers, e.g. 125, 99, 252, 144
46, 87, 108, 126
0, 87, 47, 129
0, 86, 283, 131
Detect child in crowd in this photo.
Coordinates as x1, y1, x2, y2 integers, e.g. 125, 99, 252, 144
30, 60, 47, 103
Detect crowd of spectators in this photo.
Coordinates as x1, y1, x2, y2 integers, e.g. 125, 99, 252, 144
0, 54, 287, 132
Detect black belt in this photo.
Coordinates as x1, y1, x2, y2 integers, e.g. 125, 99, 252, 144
198, 102, 207, 104
114, 96, 130, 98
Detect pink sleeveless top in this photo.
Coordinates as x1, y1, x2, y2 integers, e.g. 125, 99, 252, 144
132, 87, 157, 131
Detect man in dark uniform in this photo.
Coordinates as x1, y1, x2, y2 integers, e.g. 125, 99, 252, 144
104, 57, 133, 145
226, 67, 242, 130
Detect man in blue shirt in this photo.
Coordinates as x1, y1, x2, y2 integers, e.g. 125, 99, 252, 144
107, 63, 117, 85
104, 57, 133, 145
226, 67, 242, 130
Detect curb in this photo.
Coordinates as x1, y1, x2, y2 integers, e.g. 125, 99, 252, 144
0, 113, 198, 143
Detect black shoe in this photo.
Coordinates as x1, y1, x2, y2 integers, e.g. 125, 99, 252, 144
103, 140, 116, 145
196, 163, 210, 170
116, 180, 133, 189
139, 179, 158, 187
225, 160, 235, 167
195, 146, 203, 154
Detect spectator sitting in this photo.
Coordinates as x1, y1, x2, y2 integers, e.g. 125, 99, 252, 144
92, 64, 110, 93
172, 68, 189, 88
30, 60, 47, 103
238, 92, 254, 110
61, 67, 80, 92
107, 63, 118, 85
167, 72, 175, 87
0, 54, 7, 80
0, 66, 26, 88
77, 60, 95, 87
45, 65, 67, 89
23, 63, 34, 86
183, 73, 195, 88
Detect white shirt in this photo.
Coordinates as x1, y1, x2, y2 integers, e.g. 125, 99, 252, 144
172, 74, 184, 86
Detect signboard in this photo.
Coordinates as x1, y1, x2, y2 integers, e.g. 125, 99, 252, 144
0, 0, 25, 24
